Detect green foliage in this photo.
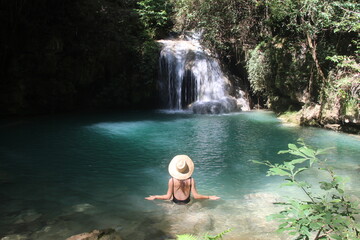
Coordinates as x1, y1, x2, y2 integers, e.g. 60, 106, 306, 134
170, 0, 358, 117
136, 0, 173, 38
1, 0, 358, 118
268, 0, 337, 35
170, 0, 263, 60
169, 0, 199, 32
326, 52, 359, 119
331, 1, 360, 33
252, 139, 360, 239
246, 44, 272, 95
177, 234, 198, 240
176, 229, 232, 240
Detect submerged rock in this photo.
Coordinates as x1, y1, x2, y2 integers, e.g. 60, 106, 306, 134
189, 97, 239, 114
324, 123, 341, 131
71, 203, 95, 213
66, 229, 122, 240
14, 209, 42, 224
0, 234, 28, 240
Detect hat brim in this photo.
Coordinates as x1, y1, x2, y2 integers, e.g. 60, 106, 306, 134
168, 155, 194, 180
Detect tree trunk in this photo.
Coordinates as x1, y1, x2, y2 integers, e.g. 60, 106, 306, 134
305, 32, 326, 82
299, 15, 326, 83
308, 64, 314, 101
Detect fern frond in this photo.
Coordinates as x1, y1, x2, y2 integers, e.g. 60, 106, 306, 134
176, 234, 199, 240
204, 228, 232, 240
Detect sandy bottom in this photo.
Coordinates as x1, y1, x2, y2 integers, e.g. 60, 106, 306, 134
1, 192, 294, 240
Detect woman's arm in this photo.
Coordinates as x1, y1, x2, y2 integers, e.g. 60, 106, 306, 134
191, 178, 220, 200
145, 178, 173, 200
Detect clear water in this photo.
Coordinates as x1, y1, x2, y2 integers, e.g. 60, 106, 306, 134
0, 111, 359, 240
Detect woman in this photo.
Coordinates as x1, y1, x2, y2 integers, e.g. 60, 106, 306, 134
145, 155, 220, 204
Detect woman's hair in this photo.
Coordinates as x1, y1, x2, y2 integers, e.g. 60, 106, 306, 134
176, 178, 190, 193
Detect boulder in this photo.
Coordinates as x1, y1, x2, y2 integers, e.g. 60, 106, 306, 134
14, 209, 42, 224
300, 103, 321, 126
0, 234, 28, 240
189, 97, 238, 114
66, 229, 122, 240
324, 124, 341, 131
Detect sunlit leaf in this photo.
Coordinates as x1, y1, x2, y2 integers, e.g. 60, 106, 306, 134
278, 150, 290, 154
320, 182, 333, 190
177, 234, 199, 240
299, 147, 316, 158
269, 168, 291, 176
288, 143, 298, 150
294, 167, 308, 175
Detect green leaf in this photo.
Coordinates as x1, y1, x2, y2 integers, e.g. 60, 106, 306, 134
177, 234, 199, 240
284, 161, 295, 172
278, 222, 289, 229
299, 147, 316, 158
320, 182, 333, 190
278, 150, 290, 154
268, 168, 291, 176
300, 226, 311, 236
294, 167, 308, 175
289, 151, 307, 158
289, 158, 308, 165
310, 221, 323, 230
250, 160, 265, 165
288, 143, 298, 151
267, 213, 286, 220
204, 228, 232, 240
337, 188, 344, 194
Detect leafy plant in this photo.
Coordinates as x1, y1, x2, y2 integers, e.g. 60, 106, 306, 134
176, 229, 232, 240
246, 44, 272, 95
136, 0, 173, 38
252, 139, 360, 240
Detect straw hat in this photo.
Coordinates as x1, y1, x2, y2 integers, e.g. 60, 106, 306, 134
168, 155, 194, 180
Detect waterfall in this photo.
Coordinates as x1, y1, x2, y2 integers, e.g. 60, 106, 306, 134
158, 32, 250, 114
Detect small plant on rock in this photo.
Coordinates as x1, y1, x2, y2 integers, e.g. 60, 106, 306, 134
176, 229, 232, 240
252, 139, 359, 240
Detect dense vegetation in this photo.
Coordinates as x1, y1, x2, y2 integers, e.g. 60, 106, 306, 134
0, 0, 160, 115
1, 0, 359, 133
164, 0, 359, 132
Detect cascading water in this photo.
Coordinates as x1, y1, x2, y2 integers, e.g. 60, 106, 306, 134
158, 32, 250, 114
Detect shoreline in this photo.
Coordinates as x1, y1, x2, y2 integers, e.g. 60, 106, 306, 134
275, 110, 360, 136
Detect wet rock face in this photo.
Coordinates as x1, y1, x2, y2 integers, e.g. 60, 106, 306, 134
66, 229, 123, 240
300, 103, 322, 126
299, 102, 360, 134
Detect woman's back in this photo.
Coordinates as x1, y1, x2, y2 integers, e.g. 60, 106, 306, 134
172, 177, 191, 202
145, 155, 220, 203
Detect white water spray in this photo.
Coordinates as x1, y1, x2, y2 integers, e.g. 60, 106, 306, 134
158, 32, 250, 114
